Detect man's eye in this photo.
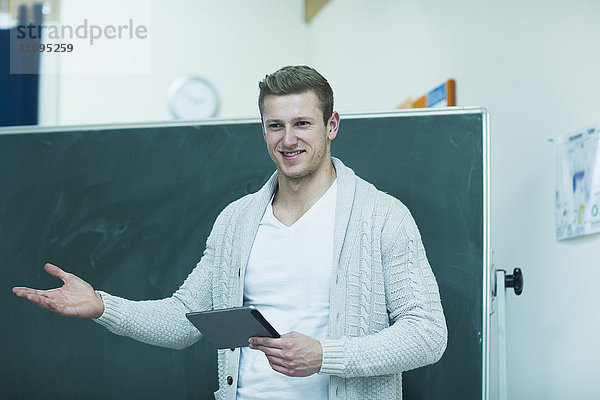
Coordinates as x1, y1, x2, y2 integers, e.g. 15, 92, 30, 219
269, 124, 282, 129
296, 121, 309, 126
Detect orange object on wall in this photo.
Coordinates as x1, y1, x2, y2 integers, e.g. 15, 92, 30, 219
397, 79, 456, 109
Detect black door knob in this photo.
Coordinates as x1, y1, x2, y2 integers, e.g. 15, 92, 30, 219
505, 267, 523, 295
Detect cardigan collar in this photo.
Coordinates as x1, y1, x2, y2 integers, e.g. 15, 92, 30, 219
254, 156, 356, 215
238, 157, 356, 288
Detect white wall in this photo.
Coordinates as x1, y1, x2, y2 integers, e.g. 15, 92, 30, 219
45, 0, 309, 125
309, 1, 600, 399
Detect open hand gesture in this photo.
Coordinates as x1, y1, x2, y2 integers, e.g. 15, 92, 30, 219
12, 263, 104, 319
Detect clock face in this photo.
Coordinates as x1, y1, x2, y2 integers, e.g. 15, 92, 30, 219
167, 76, 219, 120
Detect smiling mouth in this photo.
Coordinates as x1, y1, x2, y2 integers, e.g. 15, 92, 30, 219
280, 150, 305, 157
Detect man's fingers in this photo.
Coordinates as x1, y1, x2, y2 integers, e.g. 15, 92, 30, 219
44, 263, 69, 282
13, 287, 55, 310
250, 332, 321, 378
12, 264, 68, 297
265, 354, 291, 367
12, 287, 39, 298
249, 337, 286, 359
267, 359, 293, 376
251, 344, 285, 359
16, 288, 43, 301
12, 287, 27, 295
249, 336, 283, 348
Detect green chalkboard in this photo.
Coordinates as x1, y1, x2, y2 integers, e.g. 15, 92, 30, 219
1, 108, 490, 399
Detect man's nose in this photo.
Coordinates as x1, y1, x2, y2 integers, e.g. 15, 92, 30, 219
281, 126, 298, 147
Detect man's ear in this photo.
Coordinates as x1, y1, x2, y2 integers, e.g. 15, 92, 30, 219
327, 111, 340, 141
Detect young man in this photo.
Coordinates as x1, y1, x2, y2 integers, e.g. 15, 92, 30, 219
13, 65, 447, 399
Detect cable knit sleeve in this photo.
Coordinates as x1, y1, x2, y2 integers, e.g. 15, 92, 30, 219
320, 197, 447, 377
92, 223, 217, 350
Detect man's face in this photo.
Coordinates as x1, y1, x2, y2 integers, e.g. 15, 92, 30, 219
261, 91, 339, 182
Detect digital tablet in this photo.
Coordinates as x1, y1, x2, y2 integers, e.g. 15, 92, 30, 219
185, 306, 280, 349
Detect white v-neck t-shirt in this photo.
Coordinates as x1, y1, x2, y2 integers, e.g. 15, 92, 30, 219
236, 180, 337, 400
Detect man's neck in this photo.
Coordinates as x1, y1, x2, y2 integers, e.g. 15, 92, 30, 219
272, 161, 337, 227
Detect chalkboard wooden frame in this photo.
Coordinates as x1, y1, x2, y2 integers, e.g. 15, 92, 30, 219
1, 107, 491, 399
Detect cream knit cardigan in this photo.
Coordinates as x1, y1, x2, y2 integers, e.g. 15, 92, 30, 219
95, 158, 447, 400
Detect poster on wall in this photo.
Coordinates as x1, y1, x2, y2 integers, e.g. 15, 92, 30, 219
554, 123, 600, 240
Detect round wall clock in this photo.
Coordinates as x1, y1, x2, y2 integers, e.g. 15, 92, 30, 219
167, 76, 219, 120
